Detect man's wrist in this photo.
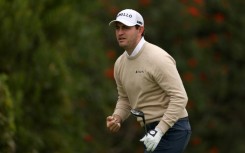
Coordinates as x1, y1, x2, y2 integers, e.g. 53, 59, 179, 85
112, 114, 122, 123
155, 127, 164, 136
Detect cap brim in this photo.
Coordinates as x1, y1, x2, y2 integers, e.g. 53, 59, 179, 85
109, 18, 136, 26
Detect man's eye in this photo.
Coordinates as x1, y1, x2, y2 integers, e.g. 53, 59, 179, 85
123, 26, 129, 29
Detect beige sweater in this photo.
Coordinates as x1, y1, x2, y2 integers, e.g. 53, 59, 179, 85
113, 42, 188, 133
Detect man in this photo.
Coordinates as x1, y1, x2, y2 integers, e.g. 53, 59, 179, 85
106, 9, 191, 153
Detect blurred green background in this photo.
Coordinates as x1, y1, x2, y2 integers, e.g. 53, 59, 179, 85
0, 0, 244, 153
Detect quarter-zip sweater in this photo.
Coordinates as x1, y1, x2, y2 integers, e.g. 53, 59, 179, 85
113, 41, 188, 133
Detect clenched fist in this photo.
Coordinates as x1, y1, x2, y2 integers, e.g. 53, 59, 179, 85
106, 115, 121, 133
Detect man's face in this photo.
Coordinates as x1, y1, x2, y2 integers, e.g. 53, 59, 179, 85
115, 22, 143, 52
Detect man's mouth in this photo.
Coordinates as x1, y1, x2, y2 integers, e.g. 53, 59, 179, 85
118, 37, 126, 42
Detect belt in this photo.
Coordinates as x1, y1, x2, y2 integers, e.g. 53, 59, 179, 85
145, 117, 189, 132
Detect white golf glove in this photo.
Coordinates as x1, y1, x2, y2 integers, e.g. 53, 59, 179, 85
140, 128, 164, 152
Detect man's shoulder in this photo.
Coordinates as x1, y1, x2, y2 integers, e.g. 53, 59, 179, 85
143, 42, 171, 57
143, 41, 176, 64
115, 52, 126, 65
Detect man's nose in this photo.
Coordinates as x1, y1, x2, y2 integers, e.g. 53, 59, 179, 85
117, 28, 124, 35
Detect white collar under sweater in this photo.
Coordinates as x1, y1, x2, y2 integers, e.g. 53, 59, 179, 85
126, 37, 146, 57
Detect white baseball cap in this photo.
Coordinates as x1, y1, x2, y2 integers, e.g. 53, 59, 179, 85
109, 9, 144, 27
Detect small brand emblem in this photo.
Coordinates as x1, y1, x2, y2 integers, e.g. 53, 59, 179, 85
137, 21, 142, 25
117, 13, 132, 18
149, 130, 157, 137
136, 70, 144, 73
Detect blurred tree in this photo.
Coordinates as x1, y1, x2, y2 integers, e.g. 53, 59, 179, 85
0, 74, 15, 153
0, 0, 116, 152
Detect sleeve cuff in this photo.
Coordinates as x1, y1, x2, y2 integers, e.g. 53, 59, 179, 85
156, 120, 171, 134
113, 108, 130, 122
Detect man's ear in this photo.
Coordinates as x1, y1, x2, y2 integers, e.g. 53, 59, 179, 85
139, 26, 145, 36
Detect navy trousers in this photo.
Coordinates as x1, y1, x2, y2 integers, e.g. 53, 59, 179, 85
144, 117, 191, 153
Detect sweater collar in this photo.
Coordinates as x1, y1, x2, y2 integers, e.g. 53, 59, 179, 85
126, 37, 146, 57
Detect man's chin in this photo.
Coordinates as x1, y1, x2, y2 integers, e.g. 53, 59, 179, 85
118, 43, 126, 48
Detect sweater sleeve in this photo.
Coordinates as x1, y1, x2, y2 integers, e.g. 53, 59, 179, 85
113, 57, 131, 122
154, 54, 188, 133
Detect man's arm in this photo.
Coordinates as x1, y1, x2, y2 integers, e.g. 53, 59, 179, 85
113, 58, 131, 122
106, 58, 131, 132
154, 54, 188, 133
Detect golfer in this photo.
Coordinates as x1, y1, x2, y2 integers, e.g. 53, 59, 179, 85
106, 9, 191, 153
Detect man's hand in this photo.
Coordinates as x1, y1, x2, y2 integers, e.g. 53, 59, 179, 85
106, 115, 121, 133
140, 128, 164, 152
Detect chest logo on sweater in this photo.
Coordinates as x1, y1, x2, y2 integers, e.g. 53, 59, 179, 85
136, 70, 144, 73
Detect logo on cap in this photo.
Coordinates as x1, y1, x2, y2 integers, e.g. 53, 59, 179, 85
137, 21, 143, 25
117, 13, 133, 18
